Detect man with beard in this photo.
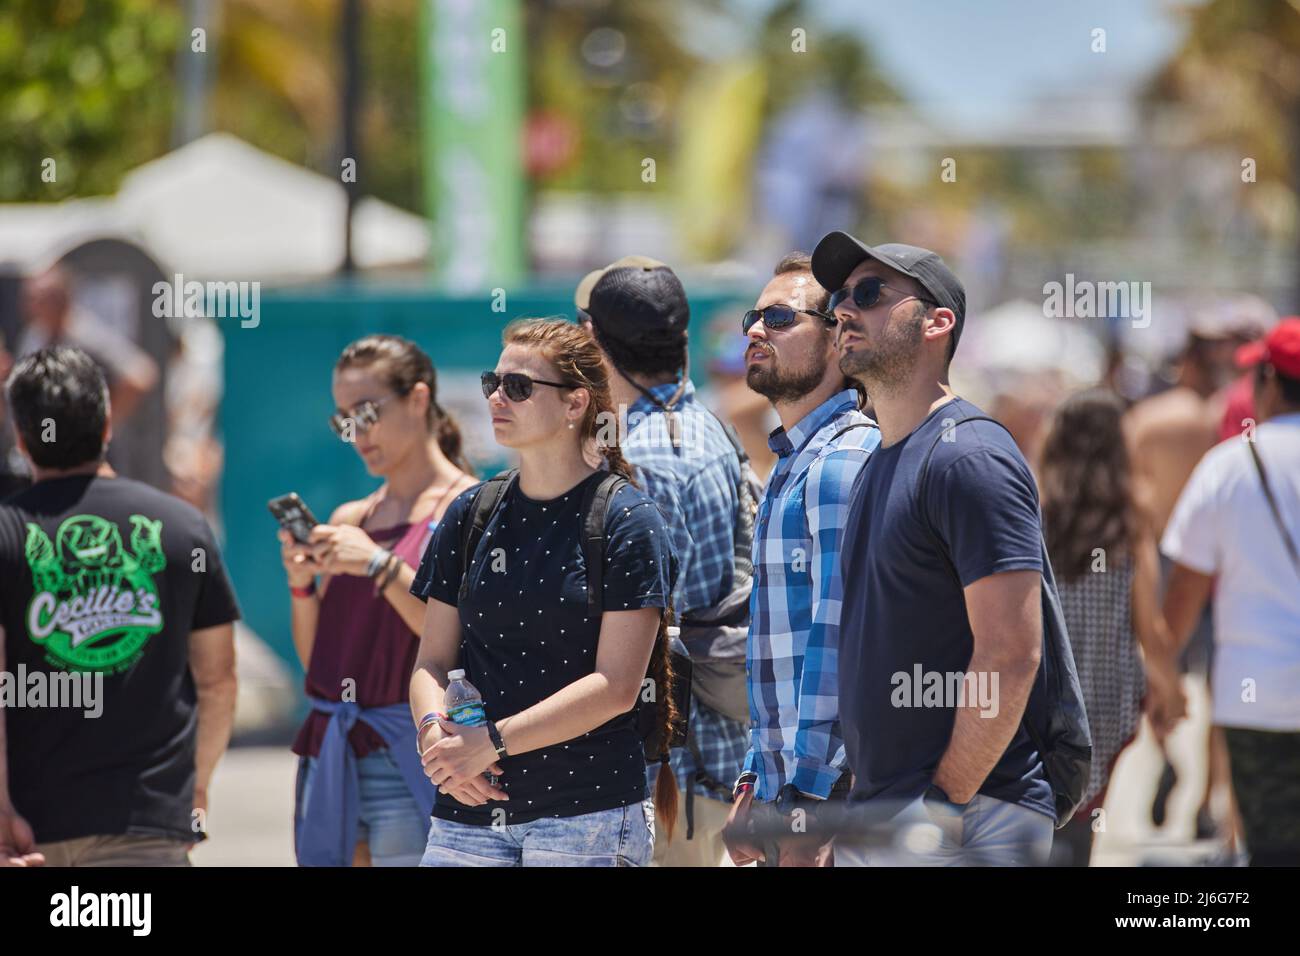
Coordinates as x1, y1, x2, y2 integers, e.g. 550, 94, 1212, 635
813, 233, 1055, 865
721, 253, 878, 867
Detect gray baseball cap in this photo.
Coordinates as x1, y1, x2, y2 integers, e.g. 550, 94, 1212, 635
812, 231, 967, 351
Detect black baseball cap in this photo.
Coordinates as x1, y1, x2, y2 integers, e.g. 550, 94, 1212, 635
575, 255, 690, 347
811, 231, 967, 351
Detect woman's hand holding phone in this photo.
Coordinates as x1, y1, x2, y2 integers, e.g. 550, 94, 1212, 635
308, 524, 383, 578
278, 529, 322, 588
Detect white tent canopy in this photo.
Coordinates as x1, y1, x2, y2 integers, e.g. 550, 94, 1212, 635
0, 133, 430, 281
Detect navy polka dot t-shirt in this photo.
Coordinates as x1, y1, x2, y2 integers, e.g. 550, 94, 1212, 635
411, 470, 678, 826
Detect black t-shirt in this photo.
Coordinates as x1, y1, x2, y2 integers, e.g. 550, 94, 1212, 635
411, 471, 677, 826
0, 475, 241, 843
839, 399, 1055, 818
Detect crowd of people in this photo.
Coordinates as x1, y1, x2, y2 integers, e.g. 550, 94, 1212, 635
2, 229, 1298, 867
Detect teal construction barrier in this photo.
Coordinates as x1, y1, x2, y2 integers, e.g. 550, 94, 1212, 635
219, 281, 750, 674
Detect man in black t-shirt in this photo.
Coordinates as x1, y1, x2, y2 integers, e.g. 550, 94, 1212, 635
0, 347, 239, 867
811, 233, 1054, 866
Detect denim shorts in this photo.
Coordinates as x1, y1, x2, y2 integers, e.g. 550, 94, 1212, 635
419, 799, 655, 867
296, 749, 431, 866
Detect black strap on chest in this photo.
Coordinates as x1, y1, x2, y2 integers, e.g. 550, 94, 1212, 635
458, 468, 629, 614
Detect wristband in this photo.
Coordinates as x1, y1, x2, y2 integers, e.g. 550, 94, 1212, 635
486, 719, 508, 758
732, 771, 758, 802
374, 552, 403, 595
365, 547, 392, 578
289, 581, 316, 599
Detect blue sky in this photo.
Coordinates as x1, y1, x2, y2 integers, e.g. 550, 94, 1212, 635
727, 0, 1194, 127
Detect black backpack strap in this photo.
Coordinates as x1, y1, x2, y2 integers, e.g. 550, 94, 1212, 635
457, 469, 517, 605
828, 420, 878, 444
1247, 439, 1300, 576
579, 472, 629, 616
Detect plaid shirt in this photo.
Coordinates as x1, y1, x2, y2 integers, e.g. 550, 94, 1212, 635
743, 389, 879, 800
625, 379, 750, 802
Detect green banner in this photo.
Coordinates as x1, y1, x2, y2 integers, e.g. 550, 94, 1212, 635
420, 0, 525, 290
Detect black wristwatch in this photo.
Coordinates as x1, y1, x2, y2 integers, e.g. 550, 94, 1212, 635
775, 783, 815, 815
486, 719, 508, 759
923, 783, 965, 809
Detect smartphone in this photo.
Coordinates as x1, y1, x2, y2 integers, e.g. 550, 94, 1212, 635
268, 493, 320, 544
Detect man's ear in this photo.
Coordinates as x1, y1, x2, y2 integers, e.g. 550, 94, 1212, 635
925, 307, 957, 347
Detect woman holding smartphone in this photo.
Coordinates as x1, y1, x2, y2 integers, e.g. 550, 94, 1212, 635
409, 318, 679, 866
280, 334, 478, 866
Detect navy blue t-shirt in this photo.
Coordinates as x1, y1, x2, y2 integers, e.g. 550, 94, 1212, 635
411, 470, 677, 826
838, 398, 1054, 819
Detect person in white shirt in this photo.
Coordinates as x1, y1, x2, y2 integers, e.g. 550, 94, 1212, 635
1161, 316, 1300, 867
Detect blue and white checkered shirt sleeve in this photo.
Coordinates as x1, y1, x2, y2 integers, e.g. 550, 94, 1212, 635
791, 449, 868, 797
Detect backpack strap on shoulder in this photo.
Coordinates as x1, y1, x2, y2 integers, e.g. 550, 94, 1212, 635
828, 420, 878, 444
457, 469, 517, 605
579, 472, 629, 617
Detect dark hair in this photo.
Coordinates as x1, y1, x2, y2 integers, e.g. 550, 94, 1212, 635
5, 347, 108, 469
774, 251, 869, 410
773, 251, 831, 313
1257, 362, 1300, 407
501, 318, 682, 834
587, 321, 685, 379
335, 334, 472, 474
1040, 389, 1138, 581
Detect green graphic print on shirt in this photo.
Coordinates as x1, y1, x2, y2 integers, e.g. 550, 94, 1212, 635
23, 514, 167, 673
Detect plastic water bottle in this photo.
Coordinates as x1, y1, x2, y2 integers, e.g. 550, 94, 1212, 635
445, 669, 487, 727
445, 669, 497, 789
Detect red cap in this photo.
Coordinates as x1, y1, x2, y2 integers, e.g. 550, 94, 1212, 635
1236, 317, 1300, 379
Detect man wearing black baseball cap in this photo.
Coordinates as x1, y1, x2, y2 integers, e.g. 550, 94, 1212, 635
576, 257, 756, 867
815, 231, 1058, 865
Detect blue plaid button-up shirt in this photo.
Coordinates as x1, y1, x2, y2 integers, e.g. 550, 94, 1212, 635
743, 389, 879, 800
624, 379, 750, 802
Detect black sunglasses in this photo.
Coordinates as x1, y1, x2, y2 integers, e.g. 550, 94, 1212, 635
828, 276, 938, 314
742, 304, 837, 335
481, 370, 574, 402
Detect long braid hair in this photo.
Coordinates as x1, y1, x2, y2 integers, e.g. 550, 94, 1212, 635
502, 318, 682, 835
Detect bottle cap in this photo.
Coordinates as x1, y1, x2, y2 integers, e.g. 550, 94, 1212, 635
448, 668, 466, 680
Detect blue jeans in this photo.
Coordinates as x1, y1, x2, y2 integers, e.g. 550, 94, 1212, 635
296, 750, 430, 866
419, 800, 655, 867
836, 793, 1054, 867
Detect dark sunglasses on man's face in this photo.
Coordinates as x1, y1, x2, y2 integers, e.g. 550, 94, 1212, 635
741, 304, 837, 335
480, 370, 573, 402
828, 276, 938, 315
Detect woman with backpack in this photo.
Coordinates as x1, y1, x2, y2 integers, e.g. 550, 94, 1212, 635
281, 334, 480, 866
1039, 389, 1187, 865
409, 318, 680, 866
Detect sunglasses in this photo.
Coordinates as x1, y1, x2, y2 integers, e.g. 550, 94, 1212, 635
828, 276, 938, 314
481, 370, 574, 402
328, 395, 396, 438
741, 304, 837, 335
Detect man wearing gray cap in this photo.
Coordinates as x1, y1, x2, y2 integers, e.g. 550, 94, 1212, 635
812, 231, 1056, 865
576, 257, 758, 866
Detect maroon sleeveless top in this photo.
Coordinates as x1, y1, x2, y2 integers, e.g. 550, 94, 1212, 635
291, 514, 438, 758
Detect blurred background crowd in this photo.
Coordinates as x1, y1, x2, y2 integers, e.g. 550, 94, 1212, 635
1, 0, 1297, 864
